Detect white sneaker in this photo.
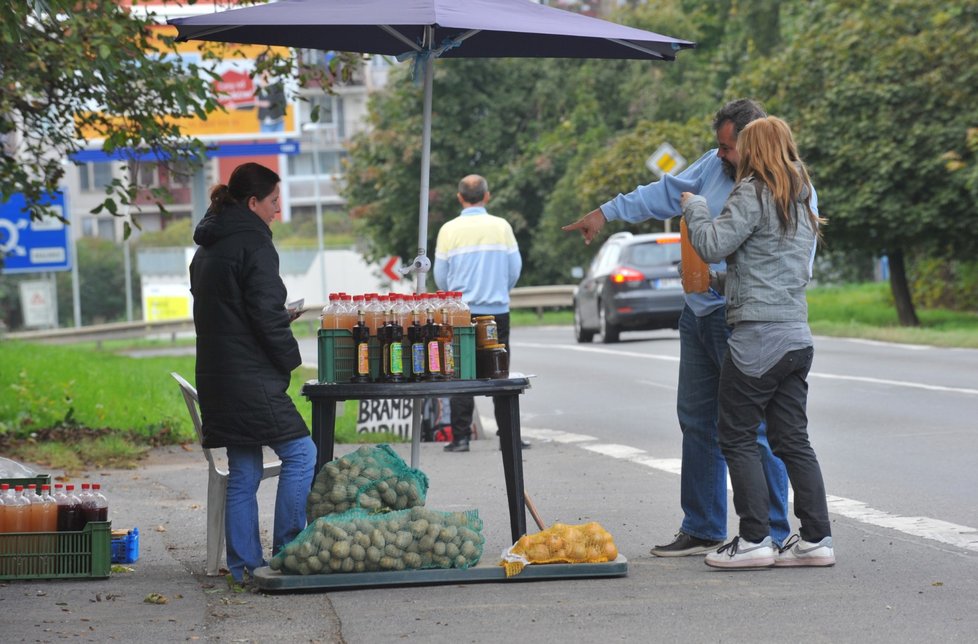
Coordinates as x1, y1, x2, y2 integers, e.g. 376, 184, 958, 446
775, 535, 835, 567
704, 536, 775, 569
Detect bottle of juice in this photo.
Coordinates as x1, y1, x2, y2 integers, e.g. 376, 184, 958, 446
58, 484, 83, 532
6, 486, 30, 533
89, 483, 109, 522
27, 484, 45, 532
78, 483, 94, 529
38, 485, 58, 532
450, 292, 471, 327
320, 293, 340, 330
680, 217, 710, 293
364, 293, 384, 336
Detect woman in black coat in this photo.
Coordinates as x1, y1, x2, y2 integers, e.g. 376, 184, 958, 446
189, 162, 315, 583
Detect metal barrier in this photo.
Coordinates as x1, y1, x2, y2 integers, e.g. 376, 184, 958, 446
4, 285, 577, 343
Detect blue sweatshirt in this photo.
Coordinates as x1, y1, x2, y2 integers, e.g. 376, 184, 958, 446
600, 150, 818, 317
433, 207, 522, 315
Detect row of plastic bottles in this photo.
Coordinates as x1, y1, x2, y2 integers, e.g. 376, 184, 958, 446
0, 482, 108, 534
350, 299, 458, 383
321, 291, 471, 333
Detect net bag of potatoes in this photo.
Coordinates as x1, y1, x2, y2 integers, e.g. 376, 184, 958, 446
270, 507, 485, 575
499, 522, 618, 577
306, 444, 429, 522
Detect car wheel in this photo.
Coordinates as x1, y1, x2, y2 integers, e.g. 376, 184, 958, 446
599, 302, 620, 343
574, 304, 594, 343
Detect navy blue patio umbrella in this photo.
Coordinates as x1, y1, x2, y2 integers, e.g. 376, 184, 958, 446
170, 0, 694, 286
171, 0, 693, 467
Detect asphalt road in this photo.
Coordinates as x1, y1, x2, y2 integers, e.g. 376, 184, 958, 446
2, 327, 976, 642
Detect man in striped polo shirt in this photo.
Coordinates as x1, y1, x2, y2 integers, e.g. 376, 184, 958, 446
434, 174, 526, 452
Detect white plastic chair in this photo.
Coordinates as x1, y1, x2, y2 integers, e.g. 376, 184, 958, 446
170, 372, 282, 576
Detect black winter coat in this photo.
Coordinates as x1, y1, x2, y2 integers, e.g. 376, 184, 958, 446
189, 203, 308, 448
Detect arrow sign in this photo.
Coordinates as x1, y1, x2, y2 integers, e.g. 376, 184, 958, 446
382, 256, 402, 281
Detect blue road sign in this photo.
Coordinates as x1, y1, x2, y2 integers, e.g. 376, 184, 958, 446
0, 192, 72, 274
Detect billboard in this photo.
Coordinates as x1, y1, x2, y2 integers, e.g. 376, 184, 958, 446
80, 26, 299, 143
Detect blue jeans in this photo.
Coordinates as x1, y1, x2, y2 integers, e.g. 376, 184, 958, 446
225, 435, 315, 581
676, 305, 790, 544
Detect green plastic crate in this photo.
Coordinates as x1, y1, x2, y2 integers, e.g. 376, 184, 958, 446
0, 474, 52, 490
0, 521, 111, 580
318, 326, 475, 383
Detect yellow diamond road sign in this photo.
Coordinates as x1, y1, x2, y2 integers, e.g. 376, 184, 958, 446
646, 143, 687, 179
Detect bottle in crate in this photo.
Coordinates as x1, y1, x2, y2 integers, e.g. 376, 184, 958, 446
58, 484, 83, 532
90, 484, 109, 522
320, 293, 340, 329
39, 485, 58, 531
6, 486, 30, 533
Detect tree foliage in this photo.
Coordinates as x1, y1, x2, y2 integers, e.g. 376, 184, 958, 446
731, 0, 978, 323
0, 1, 346, 241
0, 1, 222, 232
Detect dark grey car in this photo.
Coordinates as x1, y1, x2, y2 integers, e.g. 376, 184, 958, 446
573, 232, 684, 343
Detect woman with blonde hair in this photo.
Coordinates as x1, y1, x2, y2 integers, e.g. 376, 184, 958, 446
681, 116, 833, 569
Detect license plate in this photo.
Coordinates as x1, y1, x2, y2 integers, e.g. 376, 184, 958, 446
654, 278, 682, 289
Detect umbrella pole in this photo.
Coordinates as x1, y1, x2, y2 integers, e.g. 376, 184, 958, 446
414, 28, 435, 297
410, 27, 435, 469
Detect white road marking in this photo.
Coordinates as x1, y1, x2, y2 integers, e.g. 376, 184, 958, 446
808, 372, 978, 396
518, 426, 978, 553
519, 342, 978, 396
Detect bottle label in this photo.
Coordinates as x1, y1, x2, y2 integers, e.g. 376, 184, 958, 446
389, 342, 404, 375
427, 340, 441, 373
442, 342, 455, 376
485, 325, 498, 343
411, 343, 426, 375
356, 342, 370, 376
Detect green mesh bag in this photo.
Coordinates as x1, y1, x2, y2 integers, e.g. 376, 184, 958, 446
270, 507, 485, 575
306, 444, 429, 522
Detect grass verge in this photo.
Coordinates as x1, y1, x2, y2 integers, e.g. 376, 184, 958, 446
0, 343, 386, 473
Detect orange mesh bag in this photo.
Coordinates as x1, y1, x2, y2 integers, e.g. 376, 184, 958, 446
499, 522, 618, 577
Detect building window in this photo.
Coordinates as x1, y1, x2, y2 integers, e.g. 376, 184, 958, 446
128, 161, 160, 188
288, 150, 347, 176
78, 162, 113, 193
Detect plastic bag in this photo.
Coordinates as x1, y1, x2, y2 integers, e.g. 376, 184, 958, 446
0, 457, 36, 479
306, 444, 429, 522
499, 522, 618, 577
270, 507, 485, 575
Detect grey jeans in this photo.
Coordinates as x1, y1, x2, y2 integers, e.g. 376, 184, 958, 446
717, 346, 831, 543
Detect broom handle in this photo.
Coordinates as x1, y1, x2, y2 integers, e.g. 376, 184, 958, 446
524, 491, 546, 531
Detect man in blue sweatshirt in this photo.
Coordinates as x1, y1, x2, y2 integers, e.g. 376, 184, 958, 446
435, 174, 524, 452
563, 99, 799, 556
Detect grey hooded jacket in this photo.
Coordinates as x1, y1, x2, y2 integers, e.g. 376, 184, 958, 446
682, 177, 816, 326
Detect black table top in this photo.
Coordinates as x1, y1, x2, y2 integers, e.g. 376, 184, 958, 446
301, 374, 532, 401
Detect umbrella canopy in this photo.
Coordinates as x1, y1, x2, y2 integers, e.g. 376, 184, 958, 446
171, 0, 693, 61
170, 0, 694, 285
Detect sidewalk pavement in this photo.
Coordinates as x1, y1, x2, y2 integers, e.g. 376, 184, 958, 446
3, 436, 976, 643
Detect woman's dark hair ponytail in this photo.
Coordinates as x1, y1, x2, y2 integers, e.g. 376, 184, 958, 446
209, 162, 280, 210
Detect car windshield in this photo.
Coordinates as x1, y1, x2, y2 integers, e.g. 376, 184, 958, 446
624, 241, 681, 268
